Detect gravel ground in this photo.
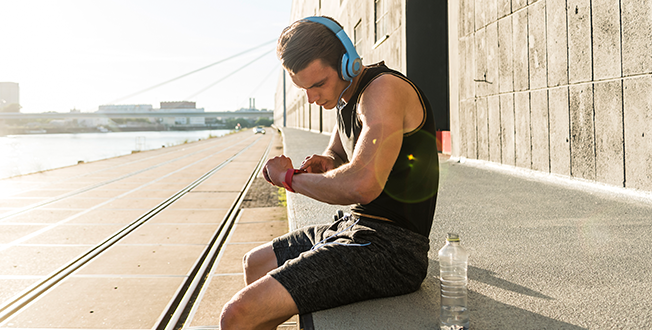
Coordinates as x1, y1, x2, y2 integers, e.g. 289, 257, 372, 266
241, 130, 286, 209
241, 176, 286, 208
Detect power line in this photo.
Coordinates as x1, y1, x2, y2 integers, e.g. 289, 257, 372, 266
107, 38, 276, 104
185, 48, 275, 100
240, 63, 280, 109
249, 63, 280, 97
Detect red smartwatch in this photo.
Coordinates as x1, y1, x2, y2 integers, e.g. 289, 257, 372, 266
282, 169, 305, 193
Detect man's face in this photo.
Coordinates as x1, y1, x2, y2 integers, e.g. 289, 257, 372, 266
289, 59, 346, 110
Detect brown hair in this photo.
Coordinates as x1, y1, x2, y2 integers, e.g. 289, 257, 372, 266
277, 16, 346, 79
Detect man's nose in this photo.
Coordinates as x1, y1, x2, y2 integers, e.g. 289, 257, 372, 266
305, 89, 318, 104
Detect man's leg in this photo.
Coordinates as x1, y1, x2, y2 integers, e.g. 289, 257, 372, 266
220, 274, 299, 330
219, 242, 298, 329
242, 242, 278, 285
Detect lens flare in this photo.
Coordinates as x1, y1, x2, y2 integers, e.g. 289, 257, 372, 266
376, 130, 439, 203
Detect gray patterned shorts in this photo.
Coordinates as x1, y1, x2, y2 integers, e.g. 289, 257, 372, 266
269, 214, 430, 315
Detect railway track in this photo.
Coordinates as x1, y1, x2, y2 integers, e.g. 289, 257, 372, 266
0, 132, 275, 328
155, 138, 272, 330
0, 133, 249, 221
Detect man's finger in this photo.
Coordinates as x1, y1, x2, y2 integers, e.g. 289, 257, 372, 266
262, 167, 273, 184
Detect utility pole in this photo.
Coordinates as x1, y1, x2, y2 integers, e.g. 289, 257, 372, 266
283, 70, 287, 127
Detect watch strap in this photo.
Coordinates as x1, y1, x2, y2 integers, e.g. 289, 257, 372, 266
282, 169, 305, 193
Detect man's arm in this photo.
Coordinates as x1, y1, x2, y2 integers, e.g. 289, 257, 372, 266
323, 126, 347, 167
282, 74, 412, 205
300, 126, 347, 173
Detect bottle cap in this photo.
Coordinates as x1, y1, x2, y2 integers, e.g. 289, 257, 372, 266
446, 233, 460, 242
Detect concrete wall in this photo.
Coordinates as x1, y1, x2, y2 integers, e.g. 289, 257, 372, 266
450, 0, 652, 191
274, 0, 406, 135
274, 0, 652, 192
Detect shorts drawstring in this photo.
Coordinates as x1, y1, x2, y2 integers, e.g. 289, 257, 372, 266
310, 213, 371, 251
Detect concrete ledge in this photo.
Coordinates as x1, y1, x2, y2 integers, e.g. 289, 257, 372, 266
280, 127, 352, 230
309, 275, 440, 329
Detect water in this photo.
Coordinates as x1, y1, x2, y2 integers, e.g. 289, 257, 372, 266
439, 233, 469, 330
0, 130, 231, 179
440, 278, 469, 330
440, 305, 469, 330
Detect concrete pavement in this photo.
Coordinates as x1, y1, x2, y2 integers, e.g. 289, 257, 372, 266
281, 127, 652, 329
9, 126, 645, 329
0, 130, 301, 329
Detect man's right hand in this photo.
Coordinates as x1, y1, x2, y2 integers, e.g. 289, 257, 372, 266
299, 154, 335, 173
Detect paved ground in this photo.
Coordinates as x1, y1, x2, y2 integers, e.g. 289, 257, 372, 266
3, 126, 650, 329
185, 128, 299, 329
281, 127, 652, 330
0, 129, 299, 329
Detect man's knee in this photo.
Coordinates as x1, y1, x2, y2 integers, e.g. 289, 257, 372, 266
242, 249, 252, 271
221, 295, 268, 330
220, 275, 298, 330
243, 243, 272, 265
220, 297, 247, 329
242, 248, 263, 273
242, 243, 277, 282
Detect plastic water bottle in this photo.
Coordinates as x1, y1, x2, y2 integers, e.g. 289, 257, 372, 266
439, 233, 469, 330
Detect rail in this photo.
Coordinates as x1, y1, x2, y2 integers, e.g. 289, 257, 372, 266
0, 134, 272, 325
0, 134, 250, 221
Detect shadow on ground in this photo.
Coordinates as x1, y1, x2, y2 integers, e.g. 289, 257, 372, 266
312, 260, 584, 329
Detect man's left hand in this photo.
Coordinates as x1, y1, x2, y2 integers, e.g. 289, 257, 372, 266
263, 155, 294, 187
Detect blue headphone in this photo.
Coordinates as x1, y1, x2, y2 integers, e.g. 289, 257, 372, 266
302, 16, 362, 81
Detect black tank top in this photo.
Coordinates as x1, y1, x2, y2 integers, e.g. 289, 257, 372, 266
337, 62, 439, 237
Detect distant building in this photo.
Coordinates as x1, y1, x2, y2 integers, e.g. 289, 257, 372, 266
93, 102, 206, 126
95, 104, 155, 127
0, 82, 20, 112
236, 98, 259, 112
70, 108, 97, 127
158, 101, 205, 126
97, 104, 154, 112
161, 101, 196, 109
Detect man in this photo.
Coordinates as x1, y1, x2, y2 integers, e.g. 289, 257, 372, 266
220, 16, 439, 330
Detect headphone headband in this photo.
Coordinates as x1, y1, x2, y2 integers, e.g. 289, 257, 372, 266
302, 16, 362, 81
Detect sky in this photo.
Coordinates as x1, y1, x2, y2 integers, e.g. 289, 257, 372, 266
0, 0, 293, 113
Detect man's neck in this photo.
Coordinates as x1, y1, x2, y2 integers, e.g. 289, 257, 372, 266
341, 65, 366, 104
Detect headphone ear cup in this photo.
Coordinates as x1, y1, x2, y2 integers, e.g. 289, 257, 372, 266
341, 55, 361, 82
350, 57, 362, 77
341, 53, 351, 81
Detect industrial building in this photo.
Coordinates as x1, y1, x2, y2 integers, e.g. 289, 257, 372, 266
0, 82, 20, 112
159, 101, 206, 126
